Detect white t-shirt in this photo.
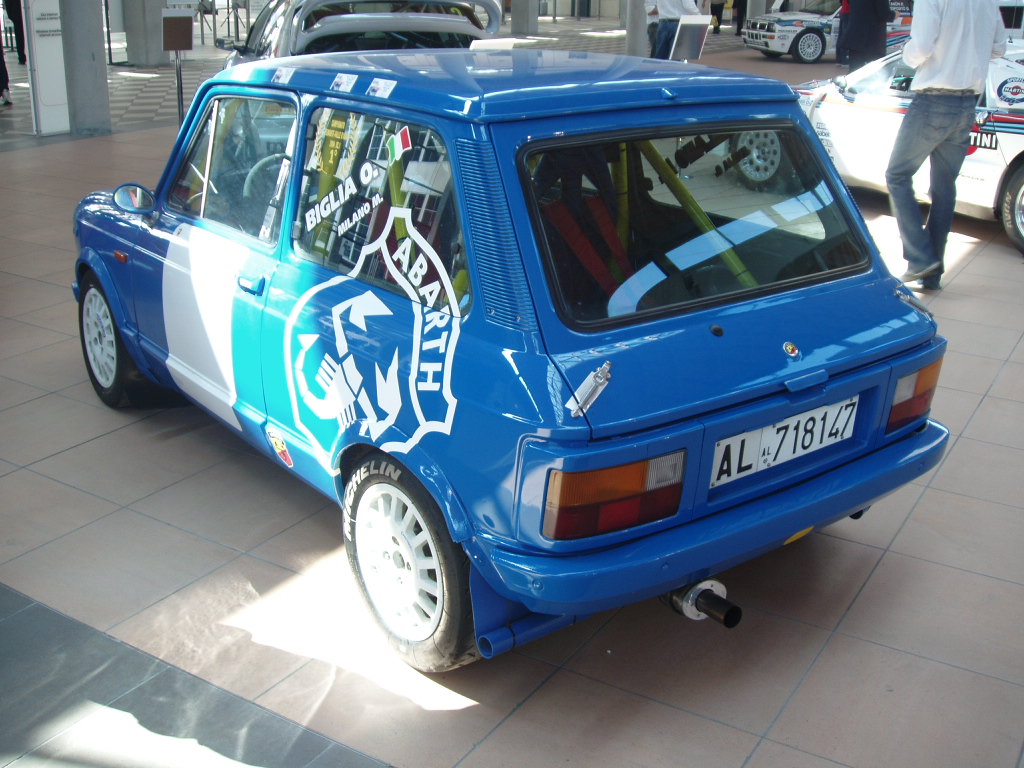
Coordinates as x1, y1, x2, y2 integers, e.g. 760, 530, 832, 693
904, 0, 1007, 93
656, 0, 700, 20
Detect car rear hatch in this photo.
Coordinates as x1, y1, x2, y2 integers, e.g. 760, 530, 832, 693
519, 123, 941, 523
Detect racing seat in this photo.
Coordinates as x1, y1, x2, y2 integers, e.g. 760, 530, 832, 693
534, 146, 635, 317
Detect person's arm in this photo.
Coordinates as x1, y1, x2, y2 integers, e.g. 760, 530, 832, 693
992, 14, 1009, 59
902, 0, 940, 68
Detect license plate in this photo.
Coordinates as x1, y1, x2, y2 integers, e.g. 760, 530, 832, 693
710, 396, 859, 488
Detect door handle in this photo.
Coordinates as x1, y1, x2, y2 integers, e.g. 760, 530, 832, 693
237, 275, 266, 296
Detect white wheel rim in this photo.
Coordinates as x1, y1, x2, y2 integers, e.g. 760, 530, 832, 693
1013, 185, 1024, 239
355, 482, 443, 642
82, 288, 118, 389
736, 131, 782, 182
797, 34, 821, 60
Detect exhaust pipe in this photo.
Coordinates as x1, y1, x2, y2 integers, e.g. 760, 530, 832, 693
665, 579, 742, 628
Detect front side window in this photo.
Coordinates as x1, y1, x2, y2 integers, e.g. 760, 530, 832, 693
840, 54, 914, 96
526, 126, 866, 325
293, 107, 470, 312
802, 0, 840, 15
168, 97, 296, 241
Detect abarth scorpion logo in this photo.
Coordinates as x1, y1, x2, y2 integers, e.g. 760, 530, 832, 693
285, 208, 462, 472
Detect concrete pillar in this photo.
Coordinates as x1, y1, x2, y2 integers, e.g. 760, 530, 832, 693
625, 0, 647, 56
58, 0, 111, 135
123, 0, 169, 66
511, 0, 539, 36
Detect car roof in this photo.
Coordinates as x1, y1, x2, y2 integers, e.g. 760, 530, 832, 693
208, 49, 798, 123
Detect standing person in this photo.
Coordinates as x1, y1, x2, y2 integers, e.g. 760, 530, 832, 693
885, 0, 1007, 291
3, 0, 26, 65
836, 0, 852, 65
653, 0, 701, 59
646, 0, 660, 55
709, 0, 725, 33
845, 0, 893, 71
731, 0, 746, 35
1, 44, 11, 105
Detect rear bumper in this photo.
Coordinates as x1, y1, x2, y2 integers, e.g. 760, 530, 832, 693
479, 419, 947, 615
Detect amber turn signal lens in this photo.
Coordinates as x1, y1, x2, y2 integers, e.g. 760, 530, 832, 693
887, 358, 943, 433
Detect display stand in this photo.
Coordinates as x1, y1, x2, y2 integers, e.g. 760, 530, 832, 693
162, 9, 193, 125
24, 0, 70, 135
669, 14, 712, 62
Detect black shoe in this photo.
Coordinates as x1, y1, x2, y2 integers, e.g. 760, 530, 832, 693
18, 57, 26, 65
899, 262, 940, 283
713, 26, 720, 33
1, 89, 12, 106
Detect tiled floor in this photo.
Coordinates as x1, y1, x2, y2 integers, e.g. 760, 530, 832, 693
2, 18, 1024, 768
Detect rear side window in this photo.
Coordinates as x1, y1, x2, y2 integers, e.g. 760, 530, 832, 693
293, 107, 471, 312
526, 127, 867, 326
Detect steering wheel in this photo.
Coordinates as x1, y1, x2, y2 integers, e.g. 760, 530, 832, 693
243, 153, 287, 199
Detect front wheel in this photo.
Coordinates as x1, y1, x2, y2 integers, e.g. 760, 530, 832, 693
792, 30, 825, 63
1000, 165, 1024, 253
78, 273, 142, 408
344, 454, 478, 672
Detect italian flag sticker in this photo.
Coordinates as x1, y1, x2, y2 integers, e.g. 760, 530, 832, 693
386, 126, 412, 164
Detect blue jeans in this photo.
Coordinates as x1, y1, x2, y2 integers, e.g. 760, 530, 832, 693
885, 92, 977, 287
654, 20, 679, 59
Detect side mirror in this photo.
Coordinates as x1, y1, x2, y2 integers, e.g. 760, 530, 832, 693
215, 37, 242, 52
834, 75, 848, 93
113, 184, 156, 214
890, 75, 913, 92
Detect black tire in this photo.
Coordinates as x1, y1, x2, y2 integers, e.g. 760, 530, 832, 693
792, 29, 825, 63
730, 130, 795, 192
78, 273, 145, 408
344, 454, 478, 673
1000, 165, 1024, 253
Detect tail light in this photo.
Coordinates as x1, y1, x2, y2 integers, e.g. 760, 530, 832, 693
887, 358, 943, 433
543, 451, 686, 540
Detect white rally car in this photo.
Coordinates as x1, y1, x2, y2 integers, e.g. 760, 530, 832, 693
741, 0, 912, 64
791, 42, 1024, 251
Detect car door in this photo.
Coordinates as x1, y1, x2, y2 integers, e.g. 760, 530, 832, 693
131, 93, 298, 436
257, 104, 471, 487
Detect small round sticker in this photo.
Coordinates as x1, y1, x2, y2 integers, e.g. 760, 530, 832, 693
998, 77, 1024, 105
783, 341, 800, 358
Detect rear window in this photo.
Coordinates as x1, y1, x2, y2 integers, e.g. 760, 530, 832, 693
525, 126, 868, 326
300, 30, 476, 53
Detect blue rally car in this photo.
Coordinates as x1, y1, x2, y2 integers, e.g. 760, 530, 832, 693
74, 49, 948, 672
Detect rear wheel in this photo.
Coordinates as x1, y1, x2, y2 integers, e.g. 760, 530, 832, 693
731, 130, 795, 192
1000, 165, 1024, 253
344, 454, 477, 672
792, 30, 825, 63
